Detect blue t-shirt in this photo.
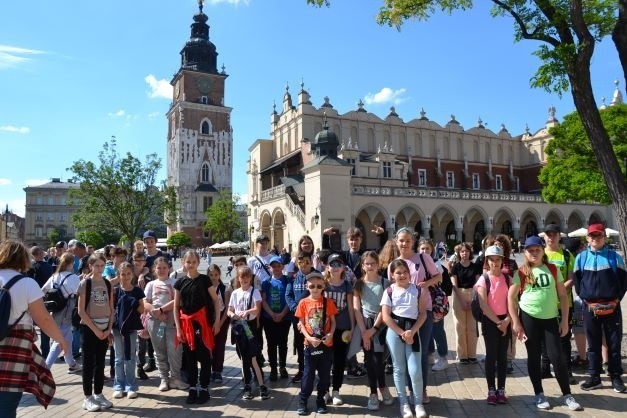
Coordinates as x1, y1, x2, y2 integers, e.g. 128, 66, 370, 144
261, 275, 290, 320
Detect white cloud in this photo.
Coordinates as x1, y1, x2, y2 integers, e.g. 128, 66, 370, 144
0, 198, 25, 217
0, 178, 11, 186
147, 111, 161, 120
0, 45, 46, 70
364, 87, 408, 106
145, 74, 173, 99
108, 109, 126, 118
24, 178, 49, 187
0, 125, 30, 134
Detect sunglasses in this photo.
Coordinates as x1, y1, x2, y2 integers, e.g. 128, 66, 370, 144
329, 262, 344, 268
307, 284, 324, 290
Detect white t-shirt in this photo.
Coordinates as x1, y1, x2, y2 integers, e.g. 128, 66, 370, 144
380, 283, 420, 320
0, 268, 44, 326
228, 287, 262, 320
145, 277, 177, 326
247, 253, 274, 283
42, 271, 80, 298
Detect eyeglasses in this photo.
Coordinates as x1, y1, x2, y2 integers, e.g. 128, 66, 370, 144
307, 284, 324, 290
588, 233, 605, 239
329, 262, 344, 268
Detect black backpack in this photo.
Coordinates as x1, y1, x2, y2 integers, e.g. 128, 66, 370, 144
0, 274, 26, 340
471, 272, 510, 322
43, 273, 71, 313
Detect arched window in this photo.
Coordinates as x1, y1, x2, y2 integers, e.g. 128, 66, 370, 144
201, 163, 210, 183
201, 121, 210, 134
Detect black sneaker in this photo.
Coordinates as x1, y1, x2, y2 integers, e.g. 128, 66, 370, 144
459, 359, 470, 365
468, 358, 479, 364
580, 376, 603, 391
297, 404, 308, 415
269, 370, 278, 382
196, 388, 210, 404
291, 371, 303, 383
612, 377, 626, 393
137, 367, 149, 380
280, 367, 289, 379
506, 361, 514, 374
259, 385, 270, 400
143, 360, 156, 372
568, 372, 578, 385
186, 389, 198, 404
385, 363, 393, 374
316, 402, 328, 414
242, 385, 253, 400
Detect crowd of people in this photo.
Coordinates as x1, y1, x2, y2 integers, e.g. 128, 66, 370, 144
0, 222, 625, 418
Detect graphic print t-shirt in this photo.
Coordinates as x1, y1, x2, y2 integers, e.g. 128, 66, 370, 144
295, 297, 338, 346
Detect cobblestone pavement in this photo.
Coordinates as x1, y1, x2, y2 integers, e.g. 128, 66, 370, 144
17, 256, 627, 417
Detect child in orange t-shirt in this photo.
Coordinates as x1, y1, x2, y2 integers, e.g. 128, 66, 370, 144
295, 272, 337, 415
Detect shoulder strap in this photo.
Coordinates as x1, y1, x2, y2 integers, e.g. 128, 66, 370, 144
321, 296, 327, 335
546, 263, 559, 291
85, 278, 92, 311
255, 256, 271, 277
417, 253, 432, 279
563, 250, 571, 274
482, 272, 492, 294
5, 274, 27, 328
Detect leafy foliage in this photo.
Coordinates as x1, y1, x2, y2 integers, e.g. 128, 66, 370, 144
204, 189, 241, 243
540, 105, 627, 205
67, 138, 178, 241
75, 230, 105, 250
47, 228, 61, 247
167, 231, 192, 249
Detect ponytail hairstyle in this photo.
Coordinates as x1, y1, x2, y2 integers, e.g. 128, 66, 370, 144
354, 251, 379, 295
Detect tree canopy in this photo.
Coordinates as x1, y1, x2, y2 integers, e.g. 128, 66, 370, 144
204, 189, 241, 243
67, 138, 178, 241
167, 231, 192, 249
540, 104, 627, 204
75, 229, 105, 250
308, 0, 627, 253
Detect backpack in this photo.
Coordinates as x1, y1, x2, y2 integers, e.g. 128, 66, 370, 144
471, 272, 510, 322
0, 274, 26, 340
440, 265, 453, 296
416, 254, 449, 321
43, 273, 71, 313
73, 278, 112, 327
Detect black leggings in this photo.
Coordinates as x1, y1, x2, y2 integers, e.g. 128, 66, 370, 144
81, 326, 109, 396
331, 328, 349, 391
520, 310, 571, 395
183, 323, 212, 389
364, 347, 386, 394
481, 315, 510, 390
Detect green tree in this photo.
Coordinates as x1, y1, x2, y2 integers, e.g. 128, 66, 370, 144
76, 229, 105, 250
167, 231, 192, 249
540, 105, 627, 204
68, 137, 179, 241
204, 189, 241, 243
47, 228, 60, 247
308, 0, 627, 253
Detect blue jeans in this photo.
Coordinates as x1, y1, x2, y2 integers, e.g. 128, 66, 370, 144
113, 329, 138, 392
419, 311, 433, 391
430, 317, 448, 357
0, 391, 22, 418
46, 322, 76, 368
386, 323, 423, 406
299, 345, 332, 407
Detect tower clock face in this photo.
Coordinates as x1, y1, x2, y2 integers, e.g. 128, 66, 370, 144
196, 77, 213, 94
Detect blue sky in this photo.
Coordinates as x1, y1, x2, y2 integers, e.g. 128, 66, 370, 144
0, 0, 622, 218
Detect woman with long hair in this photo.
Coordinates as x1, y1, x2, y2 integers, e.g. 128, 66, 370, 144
508, 236, 582, 411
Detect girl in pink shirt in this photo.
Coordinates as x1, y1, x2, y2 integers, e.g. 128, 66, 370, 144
474, 245, 511, 406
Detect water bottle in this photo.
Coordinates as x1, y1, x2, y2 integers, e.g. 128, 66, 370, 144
156, 321, 166, 338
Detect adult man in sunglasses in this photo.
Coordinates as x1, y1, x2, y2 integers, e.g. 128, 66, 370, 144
573, 223, 627, 393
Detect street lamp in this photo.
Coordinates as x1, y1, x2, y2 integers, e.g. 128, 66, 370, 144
313, 209, 320, 225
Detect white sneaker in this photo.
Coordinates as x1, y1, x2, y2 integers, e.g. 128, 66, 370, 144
535, 393, 550, 410
401, 403, 413, 418
332, 390, 343, 405
415, 404, 428, 418
68, 364, 82, 374
563, 395, 582, 411
169, 378, 190, 390
407, 392, 415, 406
380, 386, 394, 406
159, 379, 170, 392
367, 393, 379, 411
112, 390, 124, 399
324, 391, 332, 404
432, 356, 449, 371
82, 396, 101, 412
93, 393, 113, 409
127, 391, 138, 399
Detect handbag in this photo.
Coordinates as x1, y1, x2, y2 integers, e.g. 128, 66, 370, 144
586, 299, 619, 317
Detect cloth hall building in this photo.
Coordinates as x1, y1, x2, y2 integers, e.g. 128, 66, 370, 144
247, 84, 620, 252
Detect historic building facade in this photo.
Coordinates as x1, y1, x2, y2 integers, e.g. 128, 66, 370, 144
1, 205, 24, 242
23, 178, 79, 247
247, 83, 621, 252
166, 2, 233, 246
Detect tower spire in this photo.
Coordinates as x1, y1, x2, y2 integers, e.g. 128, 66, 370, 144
179, 1, 218, 73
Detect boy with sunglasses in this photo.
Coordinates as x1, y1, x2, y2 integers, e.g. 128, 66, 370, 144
574, 223, 627, 393
295, 272, 337, 415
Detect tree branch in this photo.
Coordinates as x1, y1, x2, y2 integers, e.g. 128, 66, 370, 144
491, 0, 560, 46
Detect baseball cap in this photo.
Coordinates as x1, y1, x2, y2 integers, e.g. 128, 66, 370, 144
587, 223, 605, 235
255, 234, 269, 243
327, 254, 344, 265
55, 241, 67, 249
544, 224, 561, 234
67, 239, 78, 247
523, 235, 544, 249
484, 245, 504, 257
306, 271, 324, 280
268, 256, 283, 266
142, 230, 157, 241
